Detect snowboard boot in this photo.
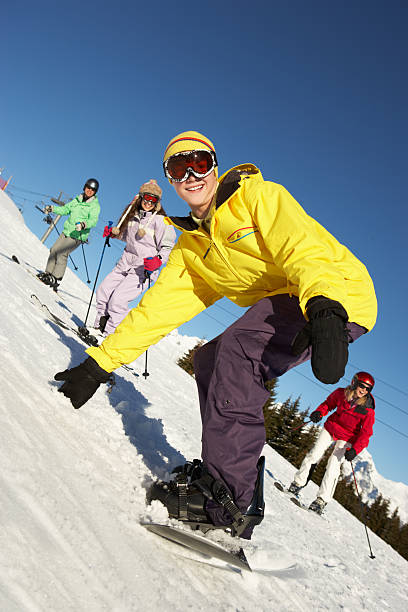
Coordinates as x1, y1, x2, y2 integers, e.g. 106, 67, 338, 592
309, 497, 327, 515
288, 481, 303, 496
146, 456, 265, 539
147, 459, 209, 523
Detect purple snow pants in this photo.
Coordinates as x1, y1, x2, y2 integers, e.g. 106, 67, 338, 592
193, 294, 365, 528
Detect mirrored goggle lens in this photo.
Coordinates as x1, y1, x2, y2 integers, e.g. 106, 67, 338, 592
165, 150, 215, 181
142, 193, 159, 203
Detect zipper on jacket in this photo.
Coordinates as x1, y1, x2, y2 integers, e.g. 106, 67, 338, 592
170, 220, 247, 286
203, 237, 246, 285
203, 241, 213, 259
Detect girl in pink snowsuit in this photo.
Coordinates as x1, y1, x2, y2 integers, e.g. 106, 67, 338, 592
94, 180, 176, 336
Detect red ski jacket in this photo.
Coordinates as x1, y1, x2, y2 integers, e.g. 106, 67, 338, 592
317, 388, 375, 455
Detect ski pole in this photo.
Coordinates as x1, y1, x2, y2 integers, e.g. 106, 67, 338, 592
116, 198, 137, 230
351, 461, 376, 559
77, 200, 133, 339
290, 420, 311, 432
79, 222, 113, 332
47, 219, 78, 270
142, 274, 152, 379
80, 241, 91, 284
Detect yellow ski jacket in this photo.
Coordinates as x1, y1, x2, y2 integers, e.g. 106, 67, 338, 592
87, 164, 377, 372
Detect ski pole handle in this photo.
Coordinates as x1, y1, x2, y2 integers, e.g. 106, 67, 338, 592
103, 221, 113, 238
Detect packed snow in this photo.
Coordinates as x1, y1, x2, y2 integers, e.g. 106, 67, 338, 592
1, 190, 407, 612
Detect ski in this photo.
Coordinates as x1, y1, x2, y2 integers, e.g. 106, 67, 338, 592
142, 522, 301, 576
15, 256, 138, 376
274, 481, 300, 497
30, 294, 99, 346
12, 254, 61, 291
274, 481, 325, 516
289, 497, 310, 511
29, 294, 138, 377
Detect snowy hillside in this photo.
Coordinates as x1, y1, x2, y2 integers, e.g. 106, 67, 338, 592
342, 449, 408, 524
1, 189, 408, 612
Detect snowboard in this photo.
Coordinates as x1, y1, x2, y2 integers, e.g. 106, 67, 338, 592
141, 522, 302, 576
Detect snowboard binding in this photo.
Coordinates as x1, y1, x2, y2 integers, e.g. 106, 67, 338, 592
146, 456, 265, 538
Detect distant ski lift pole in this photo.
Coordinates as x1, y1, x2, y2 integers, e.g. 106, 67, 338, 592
40, 192, 65, 243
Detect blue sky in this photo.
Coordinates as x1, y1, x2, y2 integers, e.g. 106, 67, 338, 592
1, 1, 407, 485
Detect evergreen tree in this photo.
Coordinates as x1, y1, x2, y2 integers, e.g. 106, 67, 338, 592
397, 523, 408, 561
263, 379, 278, 409
333, 476, 362, 516
382, 508, 401, 550
366, 494, 391, 537
177, 340, 205, 377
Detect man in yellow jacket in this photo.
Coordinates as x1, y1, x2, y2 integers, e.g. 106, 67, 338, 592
54, 131, 377, 538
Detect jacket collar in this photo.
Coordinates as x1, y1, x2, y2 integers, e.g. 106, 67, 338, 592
167, 164, 260, 232
78, 194, 95, 204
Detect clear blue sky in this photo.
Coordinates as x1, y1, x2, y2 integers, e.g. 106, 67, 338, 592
1, 1, 407, 485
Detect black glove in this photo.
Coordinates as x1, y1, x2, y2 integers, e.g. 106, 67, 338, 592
344, 448, 357, 461
292, 296, 349, 384
54, 357, 111, 409
309, 410, 322, 423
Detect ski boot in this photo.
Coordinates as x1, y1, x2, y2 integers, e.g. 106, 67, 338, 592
47, 274, 61, 292
288, 481, 303, 496
146, 456, 265, 538
98, 314, 110, 333
36, 271, 52, 284
37, 272, 60, 291
309, 497, 326, 515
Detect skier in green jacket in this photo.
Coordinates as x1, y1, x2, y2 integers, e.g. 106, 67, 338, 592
37, 178, 101, 291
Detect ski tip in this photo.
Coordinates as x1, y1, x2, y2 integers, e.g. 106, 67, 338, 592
273, 481, 285, 492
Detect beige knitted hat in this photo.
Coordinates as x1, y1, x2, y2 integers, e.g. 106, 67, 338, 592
139, 179, 162, 199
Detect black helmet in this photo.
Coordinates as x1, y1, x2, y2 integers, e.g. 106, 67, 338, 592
84, 178, 99, 193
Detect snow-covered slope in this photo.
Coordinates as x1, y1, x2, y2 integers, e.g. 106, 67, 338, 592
342, 449, 408, 524
1, 190, 408, 612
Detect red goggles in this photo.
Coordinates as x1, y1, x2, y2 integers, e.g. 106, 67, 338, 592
163, 150, 217, 182
141, 193, 160, 204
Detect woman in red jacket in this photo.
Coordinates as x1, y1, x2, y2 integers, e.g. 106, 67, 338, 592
288, 371, 375, 514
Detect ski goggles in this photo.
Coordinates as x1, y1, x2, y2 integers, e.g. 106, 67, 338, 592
141, 193, 160, 204
163, 150, 217, 182
357, 381, 372, 391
